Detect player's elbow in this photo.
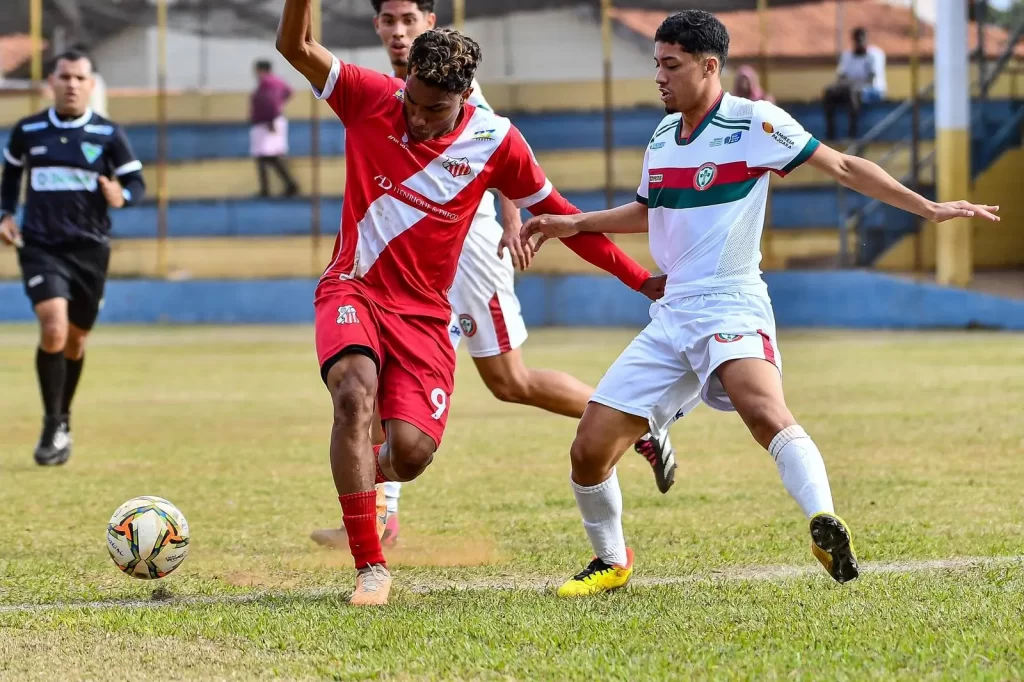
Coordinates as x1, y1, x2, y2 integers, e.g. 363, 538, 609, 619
275, 34, 306, 62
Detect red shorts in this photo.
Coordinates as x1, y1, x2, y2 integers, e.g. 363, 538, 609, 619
314, 280, 456, 447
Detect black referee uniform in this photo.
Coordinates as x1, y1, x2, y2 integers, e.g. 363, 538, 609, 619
1, 106, 145, 463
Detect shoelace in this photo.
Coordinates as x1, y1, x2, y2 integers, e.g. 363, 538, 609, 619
636, 440, 659, 466
572, 557, 612, 582
358, 564, 389, 592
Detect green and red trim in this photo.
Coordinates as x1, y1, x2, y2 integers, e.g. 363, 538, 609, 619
675, 91, 724, 146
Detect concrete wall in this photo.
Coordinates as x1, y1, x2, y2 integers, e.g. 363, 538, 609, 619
2, 273, 1024, 329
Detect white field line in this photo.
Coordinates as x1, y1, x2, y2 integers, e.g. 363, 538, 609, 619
0, 555, 1020, 615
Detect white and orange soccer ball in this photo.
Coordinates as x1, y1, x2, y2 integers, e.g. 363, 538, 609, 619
106, 496, 190, 579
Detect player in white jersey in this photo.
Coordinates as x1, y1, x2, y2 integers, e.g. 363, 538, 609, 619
522, 10, 1000, 597
310, 0, 677, 550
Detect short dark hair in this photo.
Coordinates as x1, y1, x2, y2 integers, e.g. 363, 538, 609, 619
371, 0, 435, 14
408, 29, 481, 93
255, 59, 273, 72
852, 27, 867, 40
655, 10, 730, 70
51, 48, 92, 73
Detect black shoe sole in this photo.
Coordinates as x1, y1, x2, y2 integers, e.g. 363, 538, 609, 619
34, 447, 71, 467
810, 514, 859, 584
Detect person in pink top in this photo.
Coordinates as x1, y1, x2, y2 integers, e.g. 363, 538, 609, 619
732, 64, 774, 103
250, 60, 299, 198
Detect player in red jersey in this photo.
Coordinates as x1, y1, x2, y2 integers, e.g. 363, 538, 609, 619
277, 0, 660, 605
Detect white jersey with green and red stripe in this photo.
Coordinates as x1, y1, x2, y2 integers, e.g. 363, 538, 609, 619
637, 92, 820, 300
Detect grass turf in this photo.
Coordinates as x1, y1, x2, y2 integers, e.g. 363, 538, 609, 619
1, 326, 1023, 680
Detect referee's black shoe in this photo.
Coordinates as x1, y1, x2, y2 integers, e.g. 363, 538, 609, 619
34, 416, 72, 466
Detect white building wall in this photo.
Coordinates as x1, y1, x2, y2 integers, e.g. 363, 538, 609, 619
88, 7, 654, 91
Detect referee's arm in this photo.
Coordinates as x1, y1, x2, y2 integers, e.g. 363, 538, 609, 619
0, 126, 26, 244
107, 127, 145, 207
1, 125, 26, 214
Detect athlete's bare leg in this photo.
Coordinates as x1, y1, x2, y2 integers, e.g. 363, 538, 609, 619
472, 348, 591, 418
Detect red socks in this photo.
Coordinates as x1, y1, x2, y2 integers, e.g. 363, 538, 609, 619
339, 490, 386, 569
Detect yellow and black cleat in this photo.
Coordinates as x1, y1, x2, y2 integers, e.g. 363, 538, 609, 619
810, 512, 859, 583
556, 548, 634, 597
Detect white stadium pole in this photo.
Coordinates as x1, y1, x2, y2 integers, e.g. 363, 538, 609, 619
934, 0, 972, 286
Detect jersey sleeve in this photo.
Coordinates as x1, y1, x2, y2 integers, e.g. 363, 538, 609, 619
492, 126, 651, 292
748, 101, 820, 177
2, 122, 27, 168
636, 147, 651, 206
106, 126, 146, 206
313, 55, 397, 127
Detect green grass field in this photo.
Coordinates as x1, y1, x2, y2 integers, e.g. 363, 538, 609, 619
1, 325, 1023, 681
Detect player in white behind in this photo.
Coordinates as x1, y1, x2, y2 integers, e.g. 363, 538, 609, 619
311, 0, 677, 550
522, 10, 1000, 597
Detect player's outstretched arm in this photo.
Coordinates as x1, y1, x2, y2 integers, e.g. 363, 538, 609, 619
521, 200, 648, 248
807, 144, 1000, 223
276, 0, 334, 93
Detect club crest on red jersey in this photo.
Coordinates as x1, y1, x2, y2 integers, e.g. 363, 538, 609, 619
337, 305, 359, 325
442, 156, 472, 178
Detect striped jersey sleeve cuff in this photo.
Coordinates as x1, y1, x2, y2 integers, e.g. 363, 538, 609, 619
779, 137, 821, 176
635, 193, 649, 206
114, 160, 143, 176
512, 179, 553, 209
312, 57, 341, 101
3, 148, 23, 167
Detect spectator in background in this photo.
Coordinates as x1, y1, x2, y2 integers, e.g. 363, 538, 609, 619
732, 64, 774, 103
250, 60, 298, 198
822, 27, 887, 140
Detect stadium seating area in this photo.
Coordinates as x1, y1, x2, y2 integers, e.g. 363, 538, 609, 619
0, 97, 1020, 279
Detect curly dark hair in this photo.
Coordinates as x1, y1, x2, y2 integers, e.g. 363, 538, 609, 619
371, 0, 434, 15
408, 28, 481, 94
655, 10, 730, 70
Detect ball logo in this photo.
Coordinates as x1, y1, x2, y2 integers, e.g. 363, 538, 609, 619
459, 314, 477, 337
714, 333, 743, 343
762, 122, 775, 134
693, 163, 718, 191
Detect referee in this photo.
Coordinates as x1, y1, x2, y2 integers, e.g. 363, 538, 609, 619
0, 50, 145, 466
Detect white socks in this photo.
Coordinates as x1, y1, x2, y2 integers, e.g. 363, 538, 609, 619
769, 425, 835, 518
572, 468, 627, 567
383, 481, 401, 514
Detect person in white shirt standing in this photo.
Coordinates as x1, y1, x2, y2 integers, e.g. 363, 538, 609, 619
522, 10, 999, 598
823, 27, 887, 140
310, 0, 677, 551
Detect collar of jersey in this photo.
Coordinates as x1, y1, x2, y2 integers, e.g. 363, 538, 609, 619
48, 107, 93, 129
675, 90, 724, 146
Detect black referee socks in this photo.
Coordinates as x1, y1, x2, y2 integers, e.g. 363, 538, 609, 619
35, 348, 66, 419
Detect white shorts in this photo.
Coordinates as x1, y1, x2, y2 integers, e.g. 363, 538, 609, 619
447, 216, 528, 358
591, 292, 781, 433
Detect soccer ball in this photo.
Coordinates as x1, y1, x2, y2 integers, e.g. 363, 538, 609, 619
106, 496, 190, 579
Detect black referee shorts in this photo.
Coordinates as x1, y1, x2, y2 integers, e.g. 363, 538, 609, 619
18, 241, 111, 331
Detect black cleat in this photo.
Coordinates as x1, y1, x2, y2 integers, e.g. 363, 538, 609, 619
34, 416, 71, 466
634, 428, 676, 494
810, 512, 860, 584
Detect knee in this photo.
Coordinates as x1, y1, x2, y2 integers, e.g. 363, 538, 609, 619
39, 320, 67, 353
389, 433, 436, 480
484, 367, 531, 405
569, 426, 615, 482
742, 399, 795, 449
64, 333, 87, 360
328, 372, 375, 429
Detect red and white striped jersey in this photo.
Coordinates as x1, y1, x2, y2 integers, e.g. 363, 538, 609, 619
315, 56, 574, 321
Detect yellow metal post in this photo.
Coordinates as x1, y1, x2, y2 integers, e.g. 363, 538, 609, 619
601, 0, 615, 209
453, 0, 466, 31
935, 0, 971, 286
310, 0, 323, 273
156, 0, 169, 278
29, 0, 43, 112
